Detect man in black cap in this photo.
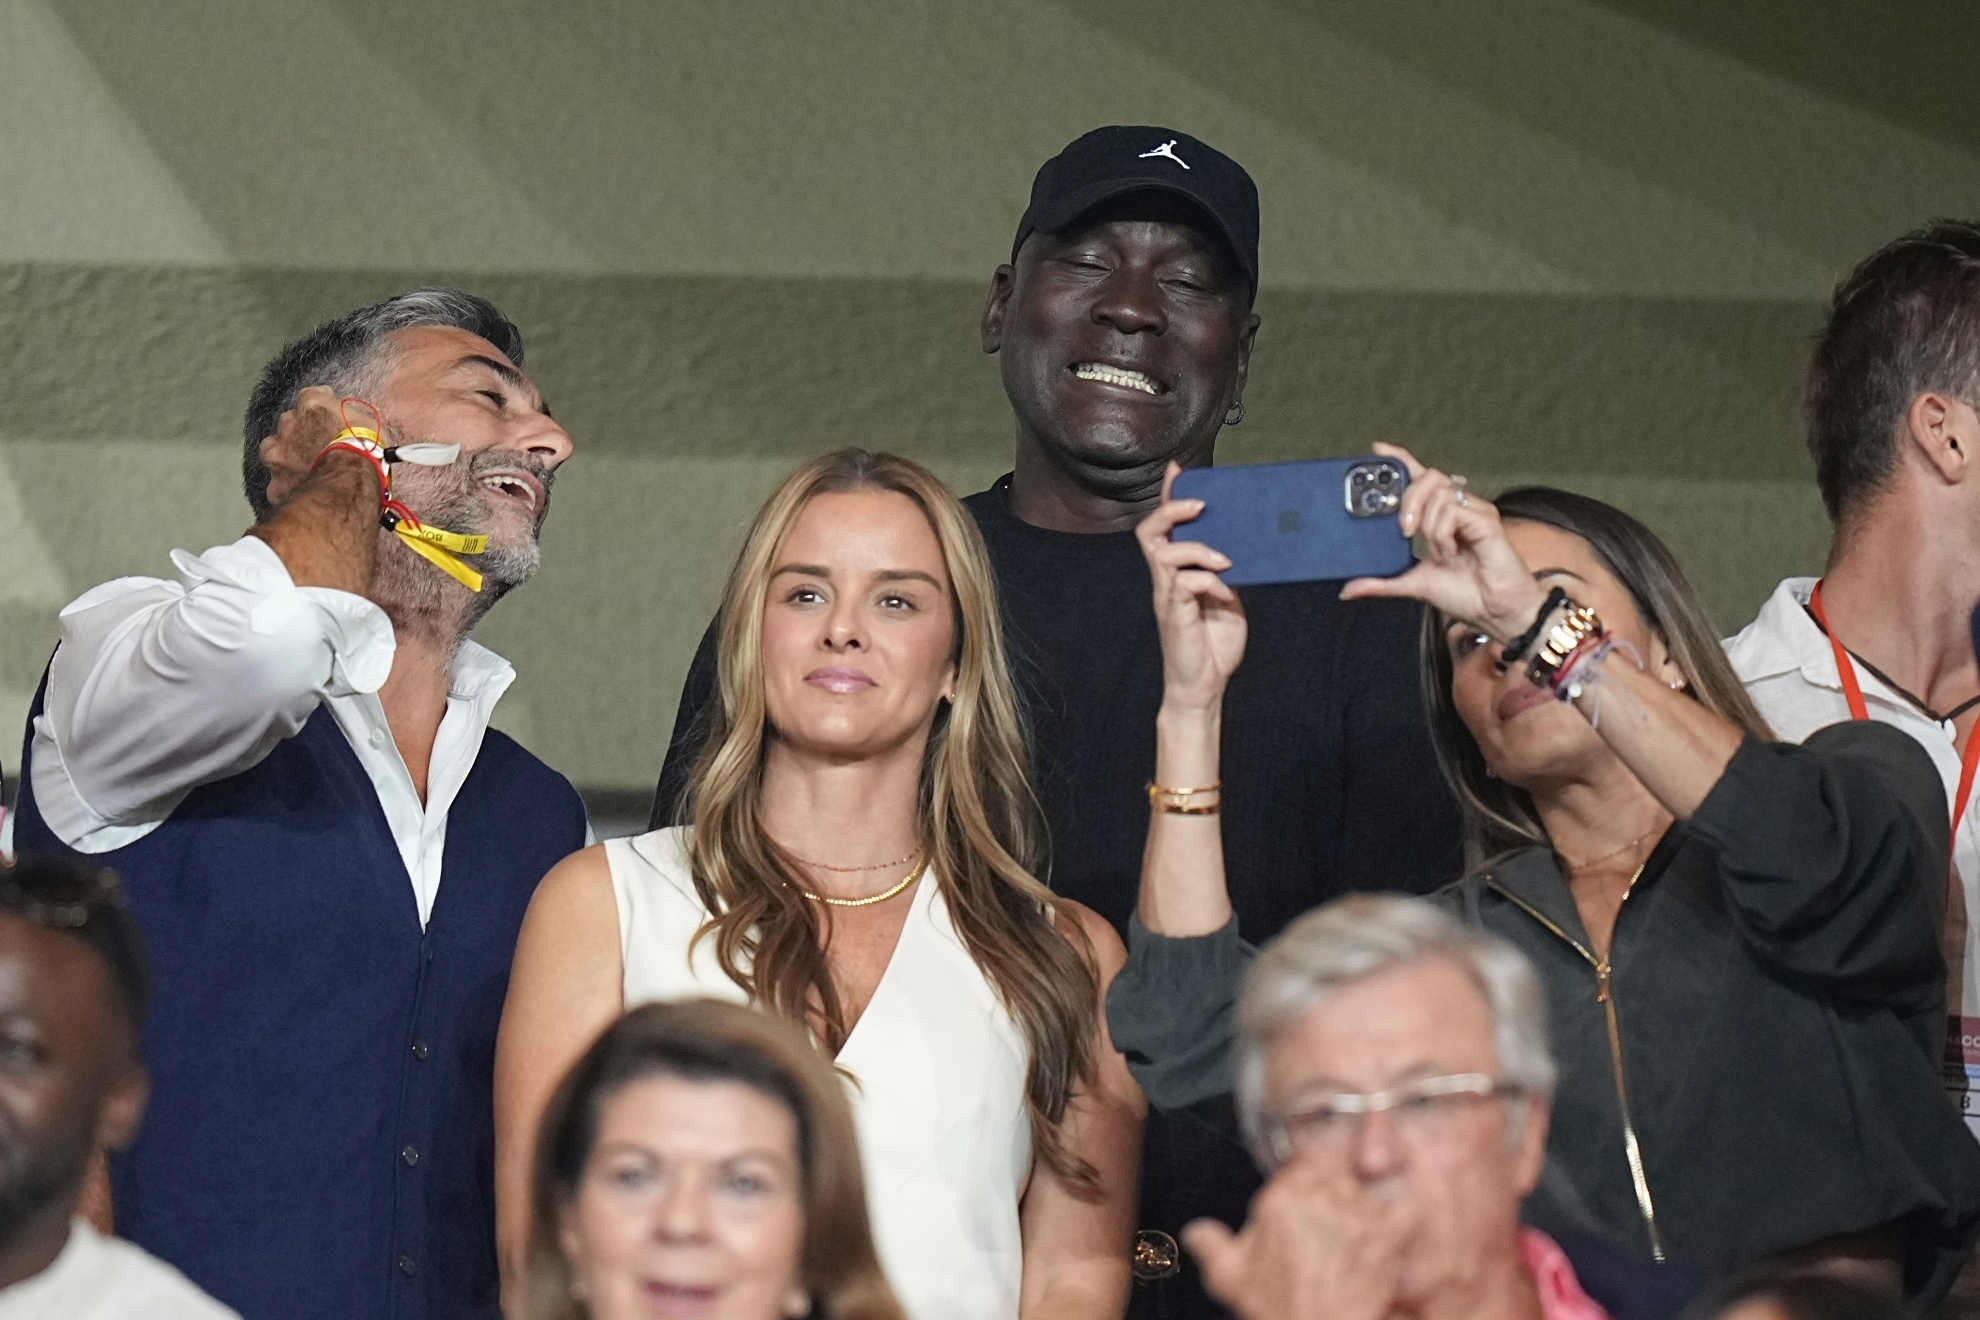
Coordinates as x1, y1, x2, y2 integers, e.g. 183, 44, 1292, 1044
653, 125, 1461, 1319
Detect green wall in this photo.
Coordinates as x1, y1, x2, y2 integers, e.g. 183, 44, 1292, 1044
5, 0, 1979, 812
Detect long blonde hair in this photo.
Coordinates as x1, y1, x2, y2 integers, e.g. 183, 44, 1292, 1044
522, 999, 907, 1320
679, 449, 1098, 1184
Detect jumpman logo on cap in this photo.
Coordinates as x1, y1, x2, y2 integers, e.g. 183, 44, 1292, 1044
1138, 139, 1189, 169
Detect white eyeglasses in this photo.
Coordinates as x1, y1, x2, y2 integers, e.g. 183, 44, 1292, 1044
1264, 1072, 1517, 1164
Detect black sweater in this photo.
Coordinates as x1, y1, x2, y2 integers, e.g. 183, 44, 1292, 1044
1107, 723, 1980, 1307
653, 475, 1462, 1320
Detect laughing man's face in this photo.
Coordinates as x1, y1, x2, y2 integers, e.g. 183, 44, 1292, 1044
983, 198, 1256, 490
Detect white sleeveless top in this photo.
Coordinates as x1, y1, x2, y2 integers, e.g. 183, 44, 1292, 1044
605, 827, 1033, 1320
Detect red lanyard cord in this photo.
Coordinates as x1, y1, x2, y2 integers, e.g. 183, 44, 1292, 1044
1809, 580, 1980, 876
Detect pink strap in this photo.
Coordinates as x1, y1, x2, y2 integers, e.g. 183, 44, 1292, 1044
1519, 1229, 1613, 1320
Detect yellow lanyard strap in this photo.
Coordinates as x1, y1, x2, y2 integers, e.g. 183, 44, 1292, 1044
394, 521, 486, 556
392, 526, 485, 592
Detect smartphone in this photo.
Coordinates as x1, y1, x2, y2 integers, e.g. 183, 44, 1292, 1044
1169, 457, 1414, 587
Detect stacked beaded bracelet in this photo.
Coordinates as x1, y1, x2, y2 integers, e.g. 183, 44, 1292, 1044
1525, 599, 1605, 695
1501, 586, 1568, 665
1147, 781, 1221, 815
1551, 632, 1621, 701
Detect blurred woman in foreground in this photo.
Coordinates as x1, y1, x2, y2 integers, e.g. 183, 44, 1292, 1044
518, 998, 905, 1320
1108, 445, 1980, 1306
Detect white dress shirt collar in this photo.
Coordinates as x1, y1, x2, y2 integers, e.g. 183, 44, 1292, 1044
16, 536, 532, 928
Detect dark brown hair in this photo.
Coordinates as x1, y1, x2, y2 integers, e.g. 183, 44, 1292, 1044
1420, 487, 1772, 859
679, 448, 1098, 1185
520, 999, 906, 1320
1806, 220, 1980, 530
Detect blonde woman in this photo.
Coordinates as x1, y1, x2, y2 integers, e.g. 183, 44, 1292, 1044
519, 999, 905, 1320
496, 450, 1144, 1320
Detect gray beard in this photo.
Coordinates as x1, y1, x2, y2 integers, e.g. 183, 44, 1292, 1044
371, 449, 551, 640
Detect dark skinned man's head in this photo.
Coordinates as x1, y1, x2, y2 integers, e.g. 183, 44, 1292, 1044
0, 858, 148, 1253
981, 127, 1261, 509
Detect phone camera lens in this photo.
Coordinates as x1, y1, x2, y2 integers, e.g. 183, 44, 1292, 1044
1345, 461, 1405, 518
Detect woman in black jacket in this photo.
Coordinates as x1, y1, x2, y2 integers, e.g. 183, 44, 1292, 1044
1112, 445, 1980, 1306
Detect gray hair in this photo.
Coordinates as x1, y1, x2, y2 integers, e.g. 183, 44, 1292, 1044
241, 288, 524, 519
1235, 895, 1556, 1167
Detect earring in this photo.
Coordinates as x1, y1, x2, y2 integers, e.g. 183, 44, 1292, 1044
783, 1285, 812, 1318
1669, 679, 1686, 691
1224, 400, 1245, 426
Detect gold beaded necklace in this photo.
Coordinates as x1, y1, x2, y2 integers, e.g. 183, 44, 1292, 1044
792, 856, 929, 908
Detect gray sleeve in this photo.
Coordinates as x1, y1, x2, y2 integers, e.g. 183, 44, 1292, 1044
1104, 914, 1256, 1109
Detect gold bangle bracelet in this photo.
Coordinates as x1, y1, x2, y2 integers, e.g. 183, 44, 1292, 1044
1148, 781, 1222, 815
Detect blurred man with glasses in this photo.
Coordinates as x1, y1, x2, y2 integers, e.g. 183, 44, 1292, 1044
1182, 896, 1676, 1320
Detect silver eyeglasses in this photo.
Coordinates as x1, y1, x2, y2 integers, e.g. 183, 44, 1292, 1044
1263, 1072, 1518, 1164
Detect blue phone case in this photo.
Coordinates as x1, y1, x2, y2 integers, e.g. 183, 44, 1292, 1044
1170, 458, 1415, 587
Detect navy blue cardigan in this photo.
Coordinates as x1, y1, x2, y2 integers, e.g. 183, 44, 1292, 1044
14, 682, 586, 1320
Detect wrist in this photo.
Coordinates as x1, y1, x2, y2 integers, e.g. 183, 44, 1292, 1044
1158, 698, 1224, 725
1155, 704, 1222, 789
1486, 583, 1558, 645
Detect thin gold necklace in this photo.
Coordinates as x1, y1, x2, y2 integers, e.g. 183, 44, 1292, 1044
793, 856, 928, 908
786, 846, 920, 873
1557, 824, 1660, 873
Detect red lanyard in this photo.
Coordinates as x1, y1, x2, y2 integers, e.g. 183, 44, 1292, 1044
1809, 579, 1980, 852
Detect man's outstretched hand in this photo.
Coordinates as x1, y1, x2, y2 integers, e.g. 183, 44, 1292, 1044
1183, 1160, 1414, 1320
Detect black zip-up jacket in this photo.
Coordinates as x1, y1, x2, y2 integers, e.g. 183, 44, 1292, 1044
1107, 723, 1980, 1306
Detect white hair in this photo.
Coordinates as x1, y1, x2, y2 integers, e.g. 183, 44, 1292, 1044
1235, 894, 1556, 1167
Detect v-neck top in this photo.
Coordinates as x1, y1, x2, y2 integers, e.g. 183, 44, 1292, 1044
605, 827, 1033, 1320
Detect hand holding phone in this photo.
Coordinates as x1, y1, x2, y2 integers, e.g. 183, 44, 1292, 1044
1138, 465, 1250, 715
1338, 444, 1550, 642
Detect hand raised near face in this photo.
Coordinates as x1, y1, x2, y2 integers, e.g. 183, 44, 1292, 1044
1339, 443, 1549, 643
1183, 1158, 1415, 1320
1135, 462, 1249, 714
259, 386, 380, 510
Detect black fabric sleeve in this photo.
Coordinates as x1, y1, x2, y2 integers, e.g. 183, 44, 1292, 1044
1336, 599, 1463, 895
1105, 914, 1256, 1109
1685, 722, 1948, 1004
649, 616, 721, 831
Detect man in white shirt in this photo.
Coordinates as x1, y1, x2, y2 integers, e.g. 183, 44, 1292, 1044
1726, 221, 1980, 1138
3, 289, 588, 1318
0, 854, 234, 1319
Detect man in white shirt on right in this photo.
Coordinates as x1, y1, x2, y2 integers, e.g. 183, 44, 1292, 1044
1726, 220, 1980, 1139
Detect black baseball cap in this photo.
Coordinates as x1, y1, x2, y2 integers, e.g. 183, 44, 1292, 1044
1012, 126, 1260, 293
